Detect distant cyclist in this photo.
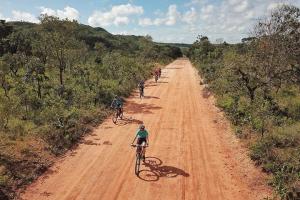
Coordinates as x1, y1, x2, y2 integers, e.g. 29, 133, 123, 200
111, 95, 123, 114
154, 69, 159, 82
131, 124, 149, 160
138, 80, 145, 98
158, 67, 162, 78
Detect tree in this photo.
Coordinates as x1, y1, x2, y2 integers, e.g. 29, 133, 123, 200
24, 57, 47, 99
0, 20, 13, 56
39, 15, 82, 88
0, 60, 11, 99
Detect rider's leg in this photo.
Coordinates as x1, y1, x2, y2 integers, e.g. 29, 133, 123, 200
142, 147, 146, 160
117, 107, 122, 118
136, 138, 142, 158
141, 141, 146, 160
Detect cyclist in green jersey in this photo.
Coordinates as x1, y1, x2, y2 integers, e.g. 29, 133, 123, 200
131, 124, 149, 159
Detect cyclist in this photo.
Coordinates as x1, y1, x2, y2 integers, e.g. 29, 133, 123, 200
131, 124, 149, 160
111, 95, 123, 116
158, 67, 162, 78
138, 80, 145, 98
154, 69, 159, 82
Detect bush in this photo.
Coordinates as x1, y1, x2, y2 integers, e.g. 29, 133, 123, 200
250, 123, 300, 198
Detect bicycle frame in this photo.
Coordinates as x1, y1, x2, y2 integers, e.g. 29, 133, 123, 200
132, 144, 148, 175
112, 107, 123, 123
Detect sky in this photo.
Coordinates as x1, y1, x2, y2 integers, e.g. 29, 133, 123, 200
0, 0, 299, 44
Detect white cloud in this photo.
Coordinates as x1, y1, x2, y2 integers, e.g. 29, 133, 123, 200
182, 8, 197, 25
139, 18, 153, 26
7, 10, 38, 23
267, 2, 284, 11
202, 4, 214, 14
40, 6, 79, 20
88, 3, 143, 27
190, 0, 300, 43
185, 0, 209, 7
114, 16, 129, 26
165, 5, 180, 25
139, 4, 185, 26
234, 0, 249, 12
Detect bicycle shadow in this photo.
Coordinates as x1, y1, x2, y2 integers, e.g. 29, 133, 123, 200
143, 96, 160, 99
145, 84, 157, 88
114, 116, 143, 126
125, 101, 162, 114
137, 157, 189, 182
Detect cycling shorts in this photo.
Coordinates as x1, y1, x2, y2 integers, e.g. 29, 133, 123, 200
137, 137, 147, 145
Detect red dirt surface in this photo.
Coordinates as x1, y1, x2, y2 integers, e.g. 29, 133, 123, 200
21, 59, 273, 200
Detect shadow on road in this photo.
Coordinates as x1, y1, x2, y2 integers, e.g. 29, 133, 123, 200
126, 101, 162, 114
137, 156, 189, 182
81, 140, 101, 146
114, 116, 143, 126
143, 96, 160, 99
145, 84, 157, 88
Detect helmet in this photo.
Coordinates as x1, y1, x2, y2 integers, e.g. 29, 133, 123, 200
139, 124, 145, 130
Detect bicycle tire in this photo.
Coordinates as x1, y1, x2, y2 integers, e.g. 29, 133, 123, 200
112, 112, 118, 124
135, 153, 141, 175
119, 110, 123, 119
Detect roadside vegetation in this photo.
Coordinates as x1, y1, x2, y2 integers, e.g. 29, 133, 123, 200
189, 4, 300, 199
0, 15, 182, 199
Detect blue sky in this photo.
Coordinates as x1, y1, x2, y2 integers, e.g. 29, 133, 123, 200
1, 0, 300, 43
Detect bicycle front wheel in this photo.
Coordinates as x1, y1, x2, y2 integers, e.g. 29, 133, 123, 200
135, 154, 141, 175
112, 112, 118, 124
119, 110, 123, 119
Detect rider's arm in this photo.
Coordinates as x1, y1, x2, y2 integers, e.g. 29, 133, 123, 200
132, 130, 139, 144
146, 136, 149, 145
131, 135, 137, 144
146, 130, 149, 145
110, 100, 115, 108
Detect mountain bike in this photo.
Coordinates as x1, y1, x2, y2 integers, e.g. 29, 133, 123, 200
112, 107, 123, 124
131, 143, 148, 175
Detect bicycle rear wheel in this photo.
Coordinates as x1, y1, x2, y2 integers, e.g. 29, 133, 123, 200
135, 153, 141, 175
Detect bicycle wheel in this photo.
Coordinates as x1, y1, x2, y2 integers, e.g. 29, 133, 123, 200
119, 110, 123, 119
135, 153, 141, 175
139, 89, 144, 98
112, 112, 118, 124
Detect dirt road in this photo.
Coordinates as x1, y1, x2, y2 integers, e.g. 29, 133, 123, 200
22, 59, 272, 200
